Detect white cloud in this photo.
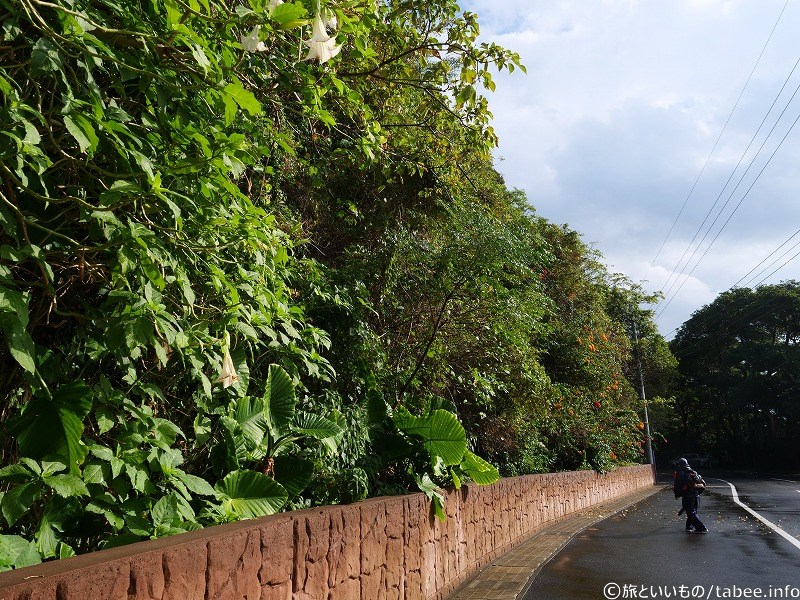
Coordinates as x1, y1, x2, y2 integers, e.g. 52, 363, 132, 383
463, 0, 800, 336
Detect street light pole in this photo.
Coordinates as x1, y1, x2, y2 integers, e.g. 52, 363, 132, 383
632, 322, 655, 467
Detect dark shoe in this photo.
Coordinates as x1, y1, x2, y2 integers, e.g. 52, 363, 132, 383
696, 529, 708, 533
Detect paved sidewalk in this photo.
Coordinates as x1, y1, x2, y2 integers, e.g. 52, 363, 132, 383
445, 485, 664, 600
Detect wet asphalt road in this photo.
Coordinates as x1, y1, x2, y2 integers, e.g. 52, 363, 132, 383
524, 473, 800, 599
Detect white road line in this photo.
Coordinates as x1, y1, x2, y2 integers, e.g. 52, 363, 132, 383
716, 479, 800, 551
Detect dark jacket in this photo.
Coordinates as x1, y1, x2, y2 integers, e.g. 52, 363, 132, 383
673, 466, 704, 498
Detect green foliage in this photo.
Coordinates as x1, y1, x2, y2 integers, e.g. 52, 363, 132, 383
210, 363, 342, 499
670, 281, 800, 468
214, 470, 288, 521
0, 364, 340, 562
393, 407, 467, 467
0, 535, 41, 571
364, 398, 500, 519
8, 383, 92, 475
0, 0, 667, 570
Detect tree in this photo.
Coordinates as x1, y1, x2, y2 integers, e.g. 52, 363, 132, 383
671, 282, 800, 468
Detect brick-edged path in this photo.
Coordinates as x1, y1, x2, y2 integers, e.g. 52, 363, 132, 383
445, 485, 663, 600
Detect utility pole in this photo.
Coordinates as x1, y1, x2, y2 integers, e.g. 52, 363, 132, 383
632, 322, 656, 468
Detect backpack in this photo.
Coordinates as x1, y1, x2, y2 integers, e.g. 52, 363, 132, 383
674, 469, 705, 497
688, 470, 705, 492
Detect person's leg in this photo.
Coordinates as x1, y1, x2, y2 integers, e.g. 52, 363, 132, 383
687, 495, 707, 532
682, 495, 694, 530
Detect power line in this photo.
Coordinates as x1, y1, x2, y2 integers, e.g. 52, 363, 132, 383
657, 58, 800, 303
642, 0, 790, 286
657, 108, 800, 320
657, 87, 800, 317
662, 229, 800, 341
734, 228, 800, 289
668, 272, 800, 353
664, 240, 800, 342
752, 246, 800, 288
669, 299, 776, 355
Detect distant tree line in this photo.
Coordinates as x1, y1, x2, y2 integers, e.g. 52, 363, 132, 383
667, 281, 800, 470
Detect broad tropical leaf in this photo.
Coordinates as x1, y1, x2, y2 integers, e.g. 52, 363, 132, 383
35, 497, 80, 559
42, 474, 89, 498
394, 408, 467, 466
415, 474, 446, 522
273, 456, 314, 500
0, 464, 35, 482
233, 396, 267, 449
173, 470, 216, 497
366, 393, 388, 426
211, 416, 245, 473
215, 470, 288, 520
262, 364, 296, 434
0, 286, 36, 374
1, 482, 41, 527
459, 450, 500, 486
292, 413, 343, 440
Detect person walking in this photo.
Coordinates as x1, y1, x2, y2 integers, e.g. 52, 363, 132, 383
673, 457, 708, 533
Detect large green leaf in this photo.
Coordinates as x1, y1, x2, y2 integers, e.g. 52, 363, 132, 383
29, 37, 62, 77
35, 514, 57, 559
371, 431, 415, 461
272, 455, 313, 500
152, 494, 179, 529
366, 393, 388, 426
214, 470, 287, 520
393, 408, 467, 466
415, 474, 446, 522
9, 383, 92, 474
42, 474, 89, 498
1, 482, 41, 527
210, 416, 244, 473
222, 81, 261, 117
173, 470, 216, 497
271, 2, 307, 26
0, 535, 41, 572
35, 497, 80, 559
63, 113, 99, 155
229, 345, 250, 396
292, 413, 343, 440
232, 396, 266, 449
262, 364, 295, 434
459, 450, 500, 486
0, 463, 35, 483
2, 319, 36, 374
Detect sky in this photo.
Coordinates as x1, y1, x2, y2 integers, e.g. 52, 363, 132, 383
460, 0, 800, 338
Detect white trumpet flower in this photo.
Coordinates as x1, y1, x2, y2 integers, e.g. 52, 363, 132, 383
324, 9, 337, 31
215, 333, 239, 388
269, 0, 284, 8
241, 25, 266, 53
303, 12, 341, 63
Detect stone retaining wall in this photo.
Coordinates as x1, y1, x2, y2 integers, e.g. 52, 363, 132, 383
0, 464, 655, 600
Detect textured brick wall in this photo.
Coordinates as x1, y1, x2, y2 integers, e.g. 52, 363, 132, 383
0, 464, 654, 600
